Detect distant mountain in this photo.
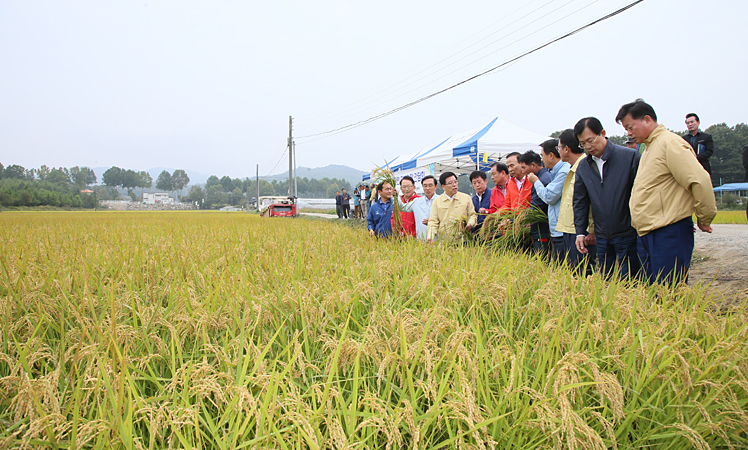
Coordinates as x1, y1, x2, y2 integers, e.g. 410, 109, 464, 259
269, 165, 368, 187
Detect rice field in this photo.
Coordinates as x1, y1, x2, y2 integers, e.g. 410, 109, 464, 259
709, 210, 748, 224
1, 211, 747, 449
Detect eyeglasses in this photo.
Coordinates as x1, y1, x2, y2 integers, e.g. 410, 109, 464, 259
445, 180, 458, 186
578, 134, 599, 149
555, 145, 561, 151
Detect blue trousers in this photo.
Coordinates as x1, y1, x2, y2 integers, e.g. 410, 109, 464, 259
637, 216, 694, 285
596, 233, 640, 280
551, 236, 565, 262
563, 233, 596, 275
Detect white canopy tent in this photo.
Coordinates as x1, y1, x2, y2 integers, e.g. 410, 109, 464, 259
363, 117, 551, 184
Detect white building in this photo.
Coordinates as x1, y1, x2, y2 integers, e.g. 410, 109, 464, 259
143, 192, 174, 205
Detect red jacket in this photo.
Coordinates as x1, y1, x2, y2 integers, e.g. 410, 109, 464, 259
390, 193, 420, 236
487, 186, 506, 213
501, 176, 532, 210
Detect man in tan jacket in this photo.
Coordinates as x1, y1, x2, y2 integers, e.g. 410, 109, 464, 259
615, 99, 717, 285
426, 172, 477, 243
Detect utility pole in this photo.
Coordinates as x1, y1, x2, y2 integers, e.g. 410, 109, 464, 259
288, 116, 293, 197
256, 164, 259, 211
293, 140, 298, 197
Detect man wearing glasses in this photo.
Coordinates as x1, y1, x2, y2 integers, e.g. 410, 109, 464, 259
573, 117, 641, 280
426, 172, 477, 243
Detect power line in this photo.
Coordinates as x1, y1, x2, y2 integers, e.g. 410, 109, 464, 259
261, 144, 289, 177
295, 0, 556, 124
297, 0, 597, 131
296, 0, 644, 142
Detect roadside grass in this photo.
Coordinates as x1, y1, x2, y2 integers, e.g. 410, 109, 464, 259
1, 211, 747, 449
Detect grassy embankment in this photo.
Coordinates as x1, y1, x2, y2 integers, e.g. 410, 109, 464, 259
0, 211, 746, 449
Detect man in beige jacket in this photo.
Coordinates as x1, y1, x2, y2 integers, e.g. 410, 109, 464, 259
426, 172, 477, 243
615, 99, 717, 285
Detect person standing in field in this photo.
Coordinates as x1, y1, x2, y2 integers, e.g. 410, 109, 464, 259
683, 113, 714, 176
556, 129, 596, 270
573, 116, 641, 280
616, 99, 717, 285
413, 175, 439, 241
367, 181, 395, 238
426, 172, 477, 243
353, 188, 361, 219
360, 185, 368, 219
501, 152, 532, 211
469, 171, 491, 232
390, 176, 420, 237
527, 139, 570, 259
334, 190, 343, 218
486, 162, 509, 213
341, 188, 351, 219
518, 149, 552, 256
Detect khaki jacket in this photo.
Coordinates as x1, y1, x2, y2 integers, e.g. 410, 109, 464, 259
556, 156, 593, 235
630, 124, 717, 235
426, 192, 477, 241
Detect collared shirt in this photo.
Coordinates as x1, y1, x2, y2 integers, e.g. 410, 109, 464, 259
591, 155, 605, 180
367, 197, 393, 237
556, 157, 593, 235
502, 176, 532, 210
413, 194, 439, 241
426, 192, 477, 241
487, 185, 506, 213
533, 161, 570, 237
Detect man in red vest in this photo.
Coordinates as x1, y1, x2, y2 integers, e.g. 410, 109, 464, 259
486, 162, 509, 213
501, 152, 532, 210
390, 176, 420, 237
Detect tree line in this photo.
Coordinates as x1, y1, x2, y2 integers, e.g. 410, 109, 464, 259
0, 164, 98, 208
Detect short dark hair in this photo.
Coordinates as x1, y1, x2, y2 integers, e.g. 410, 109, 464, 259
615, 99, 657, 123
439, 171, 457, 186
376, 181, 391, 192
421, 175, 437, 186
505, 152, 521, 161
518, 150, 542, 166
686, 113, 700, 122
400, 176, 415, 186
558, 129, 583, 155
469, 171, 487, 182
573, 117, 604, 137
540, 138, 560, 158
490, 162, 509, 174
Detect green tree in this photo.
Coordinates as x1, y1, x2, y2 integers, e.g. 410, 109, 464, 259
205, 175, 220, 188
156, 170, 173, 192
187, 185, 205, 205
37, 165, 50, 181
707, 123, 748, 185
102, 167, 124, 197
4, 165, 27, 179
70, 166, 97, 188
47, 167, 71, 184
171, 169, 190, 200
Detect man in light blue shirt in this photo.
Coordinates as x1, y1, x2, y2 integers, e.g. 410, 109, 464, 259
527, 139, 570, 261
412, 175, 439, 241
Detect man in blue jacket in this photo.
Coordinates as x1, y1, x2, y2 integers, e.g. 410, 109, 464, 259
367, 181, 395, 238
519, 150, 552, 256
470, 170, 491, 232
573, 117, 641, 279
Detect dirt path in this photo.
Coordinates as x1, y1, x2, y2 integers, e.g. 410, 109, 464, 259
690, 224, 748, 301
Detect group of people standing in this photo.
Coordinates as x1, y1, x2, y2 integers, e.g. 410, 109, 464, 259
366, 99, 718, 286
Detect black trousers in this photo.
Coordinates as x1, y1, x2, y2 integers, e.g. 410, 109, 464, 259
342, 204, 350, 218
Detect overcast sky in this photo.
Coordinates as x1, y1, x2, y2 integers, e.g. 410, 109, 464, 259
1, 0, 746, 179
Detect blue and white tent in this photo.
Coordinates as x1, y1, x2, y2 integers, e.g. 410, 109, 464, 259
363, 117, 550, 185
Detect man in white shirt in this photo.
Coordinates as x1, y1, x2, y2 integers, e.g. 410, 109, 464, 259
412, 175, 439, 241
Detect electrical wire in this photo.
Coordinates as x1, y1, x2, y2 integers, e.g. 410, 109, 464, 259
261, 145, 289, 177
294, 0, 554, 123
297, 0, 596, 131
296, 0, 644, 142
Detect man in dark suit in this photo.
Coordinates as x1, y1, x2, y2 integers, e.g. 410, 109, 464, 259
683, 113, 714, 176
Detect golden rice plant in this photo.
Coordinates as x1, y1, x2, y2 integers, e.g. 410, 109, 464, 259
0, 211, 747, 449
